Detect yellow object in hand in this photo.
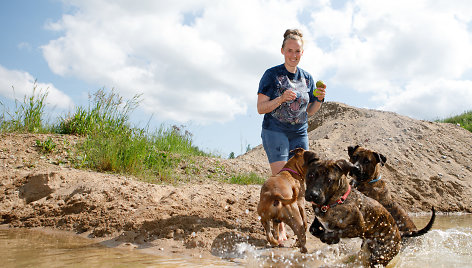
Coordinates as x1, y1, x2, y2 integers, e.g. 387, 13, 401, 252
314, 80, 326, 96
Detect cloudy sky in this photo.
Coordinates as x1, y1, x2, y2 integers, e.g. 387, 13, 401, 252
1, 0, 472, 157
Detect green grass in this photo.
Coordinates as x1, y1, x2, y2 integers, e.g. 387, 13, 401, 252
225, 172, 265, 185
438, 111, 472, 132
0, 82, 49, 133
36, 137, 57, 153
56, 89, 209, 183
1, 85, 262, 185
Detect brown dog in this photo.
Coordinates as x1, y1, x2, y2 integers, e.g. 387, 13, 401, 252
348, 145, 435, 235
257, 148, 309, 253
304, 151, 403, 267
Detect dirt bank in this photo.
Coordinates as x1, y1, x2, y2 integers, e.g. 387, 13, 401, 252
1, 102, 471, 260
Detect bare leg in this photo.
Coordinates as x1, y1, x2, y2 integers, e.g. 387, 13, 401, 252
269, 161, 286, 176
278, 223, 288, 241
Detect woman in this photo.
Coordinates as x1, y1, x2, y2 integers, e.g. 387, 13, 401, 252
257, 28, 326, 243
258, 28, 326, 176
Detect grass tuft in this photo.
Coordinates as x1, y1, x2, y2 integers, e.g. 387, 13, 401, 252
1, 85, 261, 185
1, 81, 48, 133
225, 172, 265, 185
437, 110, 472, 132
36, 137, 57, 153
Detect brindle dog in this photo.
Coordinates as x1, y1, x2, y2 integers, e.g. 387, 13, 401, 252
304, 151, 403, 267
348, 145, 435, 236
257, 148, 309, 253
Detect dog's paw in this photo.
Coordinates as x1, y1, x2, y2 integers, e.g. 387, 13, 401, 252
320, 232, 341, 245
309, 218, 325, 238
323, 236, 340, 245
309, 226, 324, 238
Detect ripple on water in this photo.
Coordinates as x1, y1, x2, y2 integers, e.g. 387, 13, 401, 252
396, 227, 472, 268
2, 215, 472, 267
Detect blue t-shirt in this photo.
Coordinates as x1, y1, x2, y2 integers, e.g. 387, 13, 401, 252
258, 64, 316, 134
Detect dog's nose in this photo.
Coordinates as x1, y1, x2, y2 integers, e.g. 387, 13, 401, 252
305, 189, 322, 203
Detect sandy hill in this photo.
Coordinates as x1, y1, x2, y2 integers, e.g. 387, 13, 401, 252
1, 101, 471, 260
240, 101, 472, 212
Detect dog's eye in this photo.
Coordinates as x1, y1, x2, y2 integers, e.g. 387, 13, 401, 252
363, 158, 370, 164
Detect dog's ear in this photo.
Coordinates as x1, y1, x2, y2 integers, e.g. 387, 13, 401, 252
290, 148, 305, 156
303, 151, 319, 167
335, 159, 358, 175
373, 152, 387, 166
347, 145, 360, 157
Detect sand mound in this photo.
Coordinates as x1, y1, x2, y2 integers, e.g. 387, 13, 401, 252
1, 101, 471, 258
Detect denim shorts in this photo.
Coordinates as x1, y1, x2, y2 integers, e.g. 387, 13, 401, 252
261, 128, 309, 163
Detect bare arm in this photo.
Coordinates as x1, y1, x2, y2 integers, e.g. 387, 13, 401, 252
307, 101, 322, 116
307, 87, 326, 116
257, 90, 297, 114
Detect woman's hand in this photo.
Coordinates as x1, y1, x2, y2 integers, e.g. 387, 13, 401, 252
315, 87, 326, 101
257, 89, 297, 114
281, 89, 297, 103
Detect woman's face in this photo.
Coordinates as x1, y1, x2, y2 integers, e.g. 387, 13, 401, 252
281, 39, 303, 71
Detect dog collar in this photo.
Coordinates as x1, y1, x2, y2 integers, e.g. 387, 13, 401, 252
279, 168, 300, 176
319, 184, 351, 213
369, 175, 382, 184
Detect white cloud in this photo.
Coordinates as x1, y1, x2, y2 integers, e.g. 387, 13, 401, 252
40, 0, 472, 123
381, 79, 472, 120
0, 65, 74, 110
41, 0, 308, 123
305, 0, 472, 118
18, 42, 32, 52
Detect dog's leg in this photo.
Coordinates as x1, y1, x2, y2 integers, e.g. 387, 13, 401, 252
284, 204, 307, 253
364, 237, 400, 268
319, 231, 341, 245
261, 218, 279, 247
276, 207, 290, 242
297, 200, 308, 232
272, 220, 284, 245
367, 242, 391, 268
309, 217, 325, 238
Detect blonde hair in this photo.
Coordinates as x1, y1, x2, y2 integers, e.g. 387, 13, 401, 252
282, 29, 304, 48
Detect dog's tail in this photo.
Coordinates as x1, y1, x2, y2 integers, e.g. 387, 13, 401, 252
273, 186, 299, 207
401, 206, 436, 238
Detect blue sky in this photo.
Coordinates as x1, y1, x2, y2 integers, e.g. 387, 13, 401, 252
1, 0, 472, 158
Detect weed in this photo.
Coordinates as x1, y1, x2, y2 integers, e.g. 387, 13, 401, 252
36, 137, 57, 153
1, 81, 49, 133
57, 89, 139, 136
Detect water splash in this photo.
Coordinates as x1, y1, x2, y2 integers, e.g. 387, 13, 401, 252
395, 228, 472, 267
242, 239, 363, 267
237, 226, 472, 267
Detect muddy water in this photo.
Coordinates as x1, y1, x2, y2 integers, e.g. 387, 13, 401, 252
0, 228, 232, 268
2, 214, 471, 267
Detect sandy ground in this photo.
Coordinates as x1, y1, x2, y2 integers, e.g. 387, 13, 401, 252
1, 102, 471, 261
